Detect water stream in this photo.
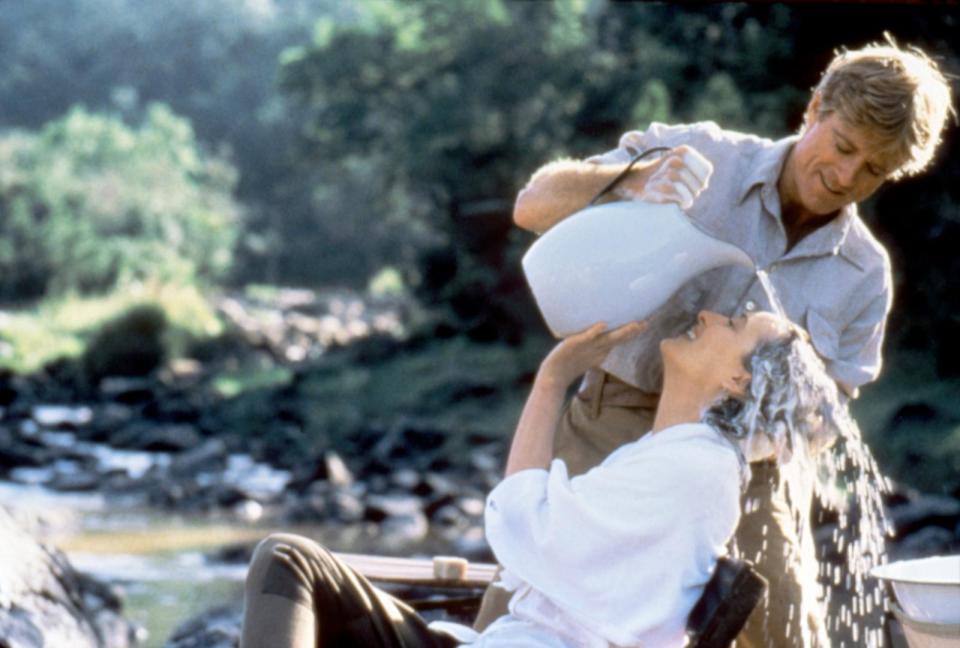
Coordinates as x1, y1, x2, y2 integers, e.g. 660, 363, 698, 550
754, 269, 787, 320
814, 417, 893, 647
748, 269, 893, 647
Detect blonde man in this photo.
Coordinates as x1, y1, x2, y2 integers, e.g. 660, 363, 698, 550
475, 40, 953, 647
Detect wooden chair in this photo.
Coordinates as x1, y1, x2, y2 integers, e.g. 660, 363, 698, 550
336, 552, 767, 647
686, 556, 768, 648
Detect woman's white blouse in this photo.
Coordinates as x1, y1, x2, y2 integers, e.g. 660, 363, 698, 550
472, 422, 741, 647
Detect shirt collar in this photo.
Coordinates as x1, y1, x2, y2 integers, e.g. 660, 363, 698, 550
737, 135, 797, 204
794, 203, 857, 262
738, 134, 855, 259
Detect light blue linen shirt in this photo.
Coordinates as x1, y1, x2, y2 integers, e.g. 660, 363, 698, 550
591, 121, 893, 397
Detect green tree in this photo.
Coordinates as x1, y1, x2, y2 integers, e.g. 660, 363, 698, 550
280, 0, 688, 340
0, 105, 241, 298
0, 0, 357, 286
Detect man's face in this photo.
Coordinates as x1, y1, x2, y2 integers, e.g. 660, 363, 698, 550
787, 98, 900, 216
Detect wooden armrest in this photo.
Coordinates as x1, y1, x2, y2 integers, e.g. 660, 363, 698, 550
333, 552, 497, 588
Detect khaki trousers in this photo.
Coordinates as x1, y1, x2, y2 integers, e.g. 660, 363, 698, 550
240, 533, 456, 648
472, 370, 828, 647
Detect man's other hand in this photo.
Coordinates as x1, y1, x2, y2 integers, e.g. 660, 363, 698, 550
617, 145, 713, 210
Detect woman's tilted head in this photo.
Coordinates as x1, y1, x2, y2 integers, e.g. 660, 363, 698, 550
659, 309, 845, 469
660, 310, 791, 401
702, 325, 844, 468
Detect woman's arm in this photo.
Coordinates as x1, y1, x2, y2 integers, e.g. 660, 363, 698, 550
504, 321, 647, 476
503, 370, 567, 476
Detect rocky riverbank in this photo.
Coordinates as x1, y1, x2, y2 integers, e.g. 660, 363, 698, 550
0, 288, 540, 646
0, 506, 143, 647
1, 287, 959, 647
0, 288, 533, 548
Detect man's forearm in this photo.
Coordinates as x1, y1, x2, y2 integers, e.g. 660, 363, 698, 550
513, 158, 657, 233
503, 374, 567, 476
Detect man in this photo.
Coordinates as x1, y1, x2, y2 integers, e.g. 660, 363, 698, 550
474, 41, 952, 647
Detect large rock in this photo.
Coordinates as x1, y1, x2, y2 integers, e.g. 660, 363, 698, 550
164, 605, 241, 648
169, 439, 229, 476
111, 422, 201, 452
891, 526, 958, 561
287, 451, 354, 493
98, 378, 157, 405
0, 427, 52, 471
0, 507, 140, 648
365, 494, 429, 544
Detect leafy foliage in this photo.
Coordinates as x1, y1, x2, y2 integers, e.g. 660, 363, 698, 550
0, 0, 370, 287
4, 1, 954, 349
280, 1, 959, 356
0, 105, 240, 298
0, 0, 956, 492
277, 2, 824, 339
81, 304, 168, 381
0, 282, 223, 373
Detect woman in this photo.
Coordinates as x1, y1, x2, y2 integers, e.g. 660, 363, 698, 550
239, 309, 843, 648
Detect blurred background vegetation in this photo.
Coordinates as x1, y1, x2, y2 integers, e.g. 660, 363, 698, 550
0, 0, 957, 493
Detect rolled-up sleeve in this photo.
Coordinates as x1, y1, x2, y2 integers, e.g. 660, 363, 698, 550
485, 466, 552, 549
485, 458, 691, 575
483, 435, 741, 646
586, 122, 720, 166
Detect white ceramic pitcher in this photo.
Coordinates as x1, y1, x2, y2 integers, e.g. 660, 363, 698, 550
522, 200, 755, 337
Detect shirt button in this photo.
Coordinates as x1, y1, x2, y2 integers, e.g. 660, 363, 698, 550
745, 301, 757, 312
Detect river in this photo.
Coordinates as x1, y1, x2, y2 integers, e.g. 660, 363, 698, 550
0, 443, 301, 648
0, 464, 468, 647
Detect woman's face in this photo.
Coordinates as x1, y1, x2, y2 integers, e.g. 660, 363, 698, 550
661, 310, 789, 396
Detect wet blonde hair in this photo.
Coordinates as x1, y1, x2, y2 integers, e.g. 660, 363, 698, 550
811, 37, 954, 179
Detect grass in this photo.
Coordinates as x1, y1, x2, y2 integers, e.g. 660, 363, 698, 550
0, 282, 223, 373
297, 335, 549, 444
212, 366, 294, 398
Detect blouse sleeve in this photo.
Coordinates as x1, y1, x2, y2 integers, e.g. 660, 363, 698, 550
483, 432, 741, 644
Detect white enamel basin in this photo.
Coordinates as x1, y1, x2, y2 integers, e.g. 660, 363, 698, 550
871, 555, 960, 624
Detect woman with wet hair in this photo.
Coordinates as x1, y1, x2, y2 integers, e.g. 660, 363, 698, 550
239, 310, 844, 648
703, 325, 844, 472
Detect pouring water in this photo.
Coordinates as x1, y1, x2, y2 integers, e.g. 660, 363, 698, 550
522, 200, 755, 337
755, 269, 787, 320
749, 275, 893, 647
523, 197, 896, 645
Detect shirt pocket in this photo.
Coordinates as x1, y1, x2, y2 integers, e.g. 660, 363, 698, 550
805, 308, 840, 360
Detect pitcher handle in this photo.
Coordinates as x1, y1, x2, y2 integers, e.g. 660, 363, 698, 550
588, 146, 673, 206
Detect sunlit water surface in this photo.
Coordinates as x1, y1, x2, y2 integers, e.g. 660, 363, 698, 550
0, 479, 466, 648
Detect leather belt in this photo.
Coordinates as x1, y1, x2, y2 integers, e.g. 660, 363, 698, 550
577, 369, 660, 418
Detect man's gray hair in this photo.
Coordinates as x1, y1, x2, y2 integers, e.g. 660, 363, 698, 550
702, 330, 847, 482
